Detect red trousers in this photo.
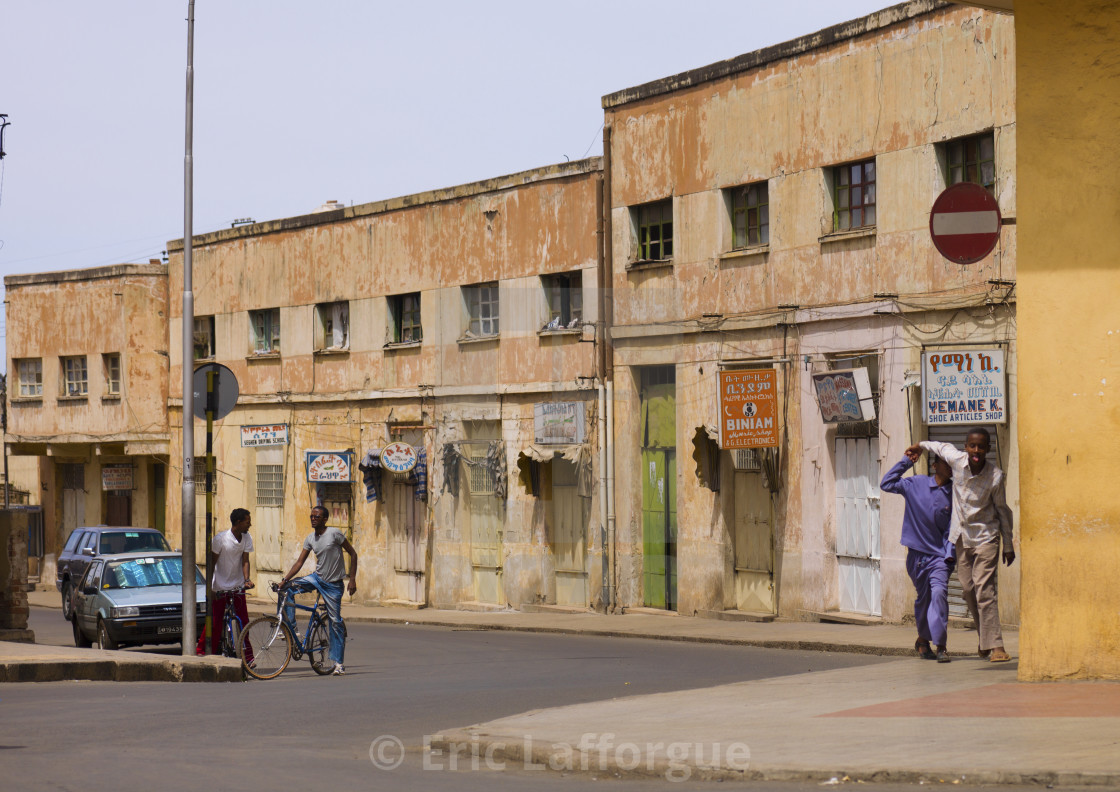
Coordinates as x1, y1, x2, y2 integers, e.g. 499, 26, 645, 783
196, 591, 249, 656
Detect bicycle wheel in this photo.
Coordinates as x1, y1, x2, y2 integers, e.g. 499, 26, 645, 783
221, 617, 242, 659
308, 616, 333, 675
238, 616, 293, 680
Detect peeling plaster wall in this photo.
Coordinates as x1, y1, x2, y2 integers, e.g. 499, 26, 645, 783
606, 5, 1017, 621
164, 163, 603, 607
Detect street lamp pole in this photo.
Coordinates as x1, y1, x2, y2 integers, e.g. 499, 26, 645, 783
180, 0, 198, 655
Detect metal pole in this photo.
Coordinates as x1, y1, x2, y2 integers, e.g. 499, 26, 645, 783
203, 371, 215, 653
180, 0, 197, 655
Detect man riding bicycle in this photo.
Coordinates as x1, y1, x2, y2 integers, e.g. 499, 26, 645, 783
279, 505, 358, 675
197, 507, 254, 656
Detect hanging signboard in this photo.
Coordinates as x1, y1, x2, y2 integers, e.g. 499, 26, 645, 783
381, 442, 418, 473
533, 402, 586, 444
812, 368, 876, 423
240, 424, 289, 448
101, 464, 134, 491
305, 451, 353, 482
718, 369, 779, 449
922, 349, 1007, 425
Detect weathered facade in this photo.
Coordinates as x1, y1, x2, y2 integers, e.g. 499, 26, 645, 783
602, 1, 1019, 624
164, 160, 606, 609
4, 264, 172, 586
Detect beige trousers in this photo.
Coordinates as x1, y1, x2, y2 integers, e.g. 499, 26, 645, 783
956, 537, 1003, 650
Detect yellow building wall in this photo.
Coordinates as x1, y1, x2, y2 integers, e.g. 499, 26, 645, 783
1016, 0, 1120, 679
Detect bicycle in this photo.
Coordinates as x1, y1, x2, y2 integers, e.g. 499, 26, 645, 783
237, 581, 342, 680
215, 586, 251, 659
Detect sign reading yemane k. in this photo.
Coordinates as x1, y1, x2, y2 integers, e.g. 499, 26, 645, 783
922, 349, 1007, 425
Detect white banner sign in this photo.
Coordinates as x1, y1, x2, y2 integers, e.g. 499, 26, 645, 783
922, 349, 1007, 425
534, 402, 586, 444
240, 424, 289, 447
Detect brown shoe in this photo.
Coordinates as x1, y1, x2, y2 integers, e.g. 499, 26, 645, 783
915, 639, 936, 660
989, 647, 1011, 662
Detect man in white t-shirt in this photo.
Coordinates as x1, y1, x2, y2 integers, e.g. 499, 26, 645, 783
196, 508, 254, 656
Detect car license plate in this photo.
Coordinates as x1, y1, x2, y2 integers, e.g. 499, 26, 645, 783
158, 626, 182, 635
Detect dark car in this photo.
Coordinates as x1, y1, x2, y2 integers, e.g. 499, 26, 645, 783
70, 552, 206, 650
56, 527, 171, 621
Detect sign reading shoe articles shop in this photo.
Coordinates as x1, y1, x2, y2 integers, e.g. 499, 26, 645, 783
922, 349, 1007, 425
381, 442, 418, 474
534, 401, 586, 444
719, 369, 778, 448
240, 424, 289, 447
305, 451, 353, 482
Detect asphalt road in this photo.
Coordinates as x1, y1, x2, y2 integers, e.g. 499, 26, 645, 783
1, 607, 1066, 792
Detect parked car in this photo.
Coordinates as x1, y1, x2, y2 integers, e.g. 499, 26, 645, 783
70, 552, 206, 651
56, 527, 171, 621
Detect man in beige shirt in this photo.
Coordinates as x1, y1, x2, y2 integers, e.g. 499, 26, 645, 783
908, 427, 1014, 662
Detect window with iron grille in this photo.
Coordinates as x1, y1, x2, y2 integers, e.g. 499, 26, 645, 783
633, 199, 673, 261
728, 182, 769, 249
542, 272, 582, 329
61, 356, 88, 397
945, 132, 995, 193
466, 444, 494, 495
62, 464, 85, 490
17, 358, 42, 397
315, 302, 350, 350
103, 353, 121, 396
194, 461, 219, 494
832, 159, 876, 232
389, 292, 423, 343
465, 283, 499, 337
194, 316, 215, 360
256, 464, 284, 506
249, 308, 281, 354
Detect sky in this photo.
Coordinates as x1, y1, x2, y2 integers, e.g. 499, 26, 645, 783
0, 0, 892, 349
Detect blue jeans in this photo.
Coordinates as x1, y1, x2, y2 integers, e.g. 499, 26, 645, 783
283, 573, 345, 665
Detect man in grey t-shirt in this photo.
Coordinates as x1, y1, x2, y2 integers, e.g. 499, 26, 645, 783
280, 505, 358, 675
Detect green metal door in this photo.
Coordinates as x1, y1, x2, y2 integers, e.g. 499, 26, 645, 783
640, 368, 677, 610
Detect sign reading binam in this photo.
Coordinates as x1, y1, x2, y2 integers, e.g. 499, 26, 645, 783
921, 349, 1007, 425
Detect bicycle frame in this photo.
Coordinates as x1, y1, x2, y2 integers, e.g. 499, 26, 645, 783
275, 582, 328, 658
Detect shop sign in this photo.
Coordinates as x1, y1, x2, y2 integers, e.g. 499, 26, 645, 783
240, 424, 289, 447
719, 369, 779, 448
305, 451, 353, 482
922, 349, 1007, 425
812, 369, 876, 423
101, 464, 134, 491
534, 402, 586, 444
381, 442, 418, 473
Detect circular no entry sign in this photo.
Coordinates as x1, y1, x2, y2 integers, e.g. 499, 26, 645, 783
929, 182, 1002, 265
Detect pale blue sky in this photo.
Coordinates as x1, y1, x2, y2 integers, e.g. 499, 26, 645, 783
0, 0, 890, 335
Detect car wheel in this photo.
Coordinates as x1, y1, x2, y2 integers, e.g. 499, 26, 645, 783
96, 619, 118, 651
61, 582, 73, 622
72, 617, 92, 648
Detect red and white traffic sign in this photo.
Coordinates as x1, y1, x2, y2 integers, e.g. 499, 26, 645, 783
929, 182, 1002, 265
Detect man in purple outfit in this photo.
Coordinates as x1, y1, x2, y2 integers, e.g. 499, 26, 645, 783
880, 449, 955, 663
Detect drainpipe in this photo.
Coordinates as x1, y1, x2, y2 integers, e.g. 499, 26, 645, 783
606, 380, 616, 613
600, 123, 618, 613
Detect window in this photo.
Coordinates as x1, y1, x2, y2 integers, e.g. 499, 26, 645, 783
193, 316, 215, 360
542, 272, 583, 330
633, 199, 673, 261
945, 132, 995, 193
256, 464, 284, 507
249, 309, 281, 355
16, 358, 42, 397
832, 159, 876, 232
61, 356, 88, 397
315, 301, 350, 351
194, 460, 219, 494
103, 354, 121, 397
728, 182, 770, 249
388, 293, 423, 344
465, 282, 499, 338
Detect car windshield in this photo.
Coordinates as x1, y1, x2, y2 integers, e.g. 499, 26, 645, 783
99, 531, 170, 555
103, 558, 203, 589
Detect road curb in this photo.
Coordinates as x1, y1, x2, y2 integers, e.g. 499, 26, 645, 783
0, 656, 243, 683
427, 729, 1120, 786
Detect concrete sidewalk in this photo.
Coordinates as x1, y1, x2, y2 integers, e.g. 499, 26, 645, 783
429, 657, 1120, 786
0, 639, 242, 683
